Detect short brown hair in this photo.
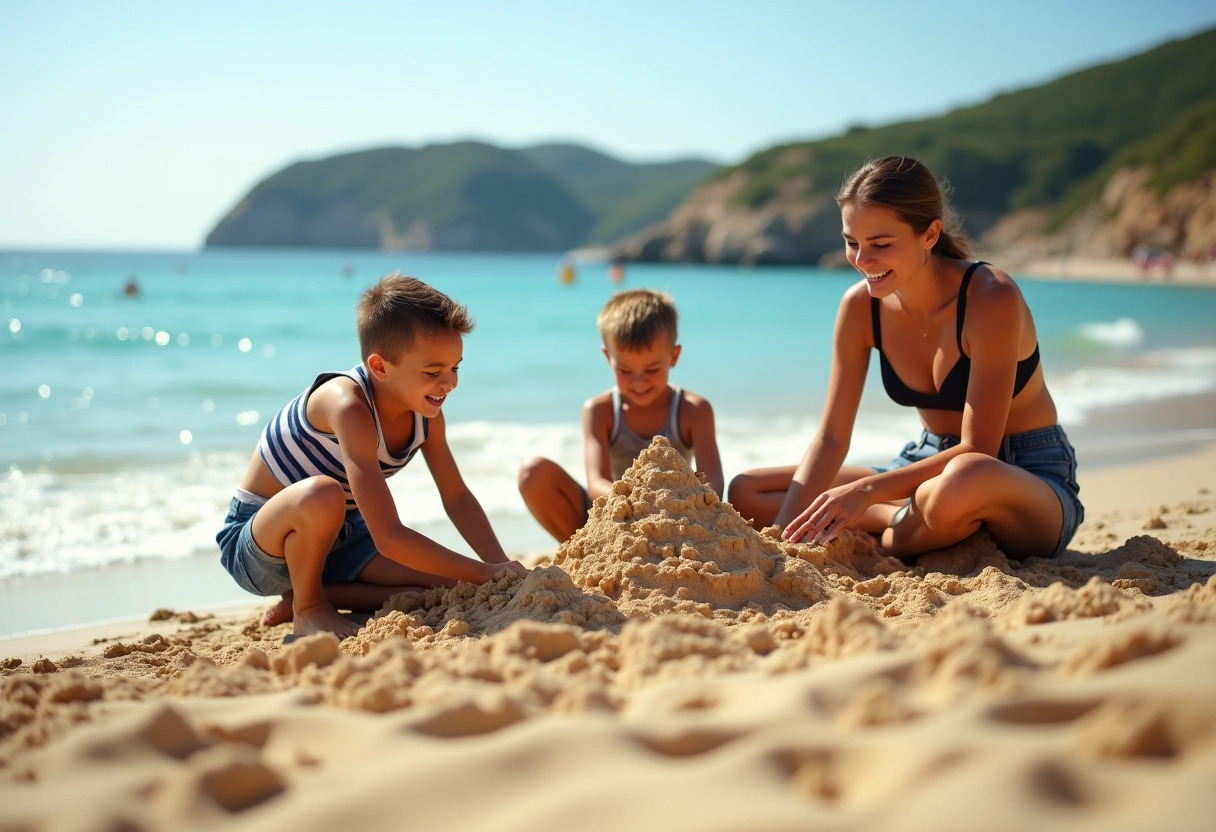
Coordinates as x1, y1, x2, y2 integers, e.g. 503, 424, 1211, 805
837, 155, 971, 259
597, 289, 678, 351
356, 273, 474, 362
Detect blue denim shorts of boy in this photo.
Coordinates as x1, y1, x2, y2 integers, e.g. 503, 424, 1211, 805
216, 496, 381, 596
872, 424, 1084, 559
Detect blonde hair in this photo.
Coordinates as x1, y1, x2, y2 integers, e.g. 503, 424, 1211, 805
597, 289, 678, 351
356, 272, 474, 362
837, 155, 972, 259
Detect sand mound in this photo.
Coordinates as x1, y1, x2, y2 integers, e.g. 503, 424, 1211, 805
555, 437, 891, 619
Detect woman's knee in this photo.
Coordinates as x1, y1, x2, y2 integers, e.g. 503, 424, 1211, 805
919, 453, 1003, 525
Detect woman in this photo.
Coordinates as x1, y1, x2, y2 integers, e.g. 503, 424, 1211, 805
728, 155, 1083, 560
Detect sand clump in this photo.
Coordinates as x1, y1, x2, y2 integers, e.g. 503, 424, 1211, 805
2, 437, 1215, 829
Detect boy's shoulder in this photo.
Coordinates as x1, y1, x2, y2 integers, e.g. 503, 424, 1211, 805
677, 386, 712, 406
583, 388, 615, 412
675, 388, 715, 428
308, 373, 378, 441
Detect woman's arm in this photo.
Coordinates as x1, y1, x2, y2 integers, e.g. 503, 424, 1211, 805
774, 284, 872, 529
956, 266, 1023, 454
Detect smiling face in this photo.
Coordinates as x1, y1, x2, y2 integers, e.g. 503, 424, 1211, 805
602, 336, 681, 408
841, 202, 941, 297
371, 330, 464, 417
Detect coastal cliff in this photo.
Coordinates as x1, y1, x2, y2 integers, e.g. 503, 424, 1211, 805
612, 28, 1216, 267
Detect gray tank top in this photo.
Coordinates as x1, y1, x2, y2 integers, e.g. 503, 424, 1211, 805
607, 385, 694, 479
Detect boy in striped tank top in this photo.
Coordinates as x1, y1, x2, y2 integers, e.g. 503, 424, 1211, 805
217, 274, 527, 639
518, 288, 724, 542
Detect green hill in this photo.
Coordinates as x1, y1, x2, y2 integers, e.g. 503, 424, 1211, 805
614, 26, 1216, 264
205, 141, 718, 251
521, 144, 718, 242
1048, 94, 1216, 230
731, 27, 1216, 225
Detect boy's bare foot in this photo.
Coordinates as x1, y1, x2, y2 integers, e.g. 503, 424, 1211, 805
261, 592, 294, 627
292, 601, 361, 640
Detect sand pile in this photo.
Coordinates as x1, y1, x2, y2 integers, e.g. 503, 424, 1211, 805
2, 438, 1216, 830
555, 437, 880, 618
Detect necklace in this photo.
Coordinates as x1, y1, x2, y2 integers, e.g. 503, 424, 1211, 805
895, 292, 931, 338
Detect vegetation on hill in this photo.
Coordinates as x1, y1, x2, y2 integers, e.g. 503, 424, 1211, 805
521, 144, 717, 242
1048, 94, 1216, 231
723, 27, 1216, 234
206, 141, 718, 251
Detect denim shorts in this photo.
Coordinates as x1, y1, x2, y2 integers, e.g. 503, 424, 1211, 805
216, 496, 381, 596
872, 424, 1084, 558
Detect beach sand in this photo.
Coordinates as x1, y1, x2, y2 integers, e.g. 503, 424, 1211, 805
2, 438, 1215, 831
1018, 254, 1216, 286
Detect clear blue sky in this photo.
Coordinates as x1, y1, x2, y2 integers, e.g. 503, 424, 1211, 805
2, 0, 1214, 249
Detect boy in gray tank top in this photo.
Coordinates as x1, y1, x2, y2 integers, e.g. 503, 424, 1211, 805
518, 288, 724, 542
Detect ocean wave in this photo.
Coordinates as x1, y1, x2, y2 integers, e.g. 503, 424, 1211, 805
1050, 346, 1216, 424
1077, 317, 1145, 348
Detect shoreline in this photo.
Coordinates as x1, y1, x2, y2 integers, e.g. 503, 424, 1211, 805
2, 433, 1213, 652
1, 387, 1213, 640
1015, 254, 1216, 286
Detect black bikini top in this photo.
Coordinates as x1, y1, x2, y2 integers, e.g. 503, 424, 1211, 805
872, 261, 1040, 412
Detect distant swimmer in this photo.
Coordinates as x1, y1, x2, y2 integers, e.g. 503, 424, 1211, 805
558, 260, 576, 285
123, 277, 140, 297
608, 261, 625, 284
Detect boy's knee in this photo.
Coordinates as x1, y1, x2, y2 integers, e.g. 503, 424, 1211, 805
726, 473, 754, 505
296, 476, 347, 524
518, 457, 556, 492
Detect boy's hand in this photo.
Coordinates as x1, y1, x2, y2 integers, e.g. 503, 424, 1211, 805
487, 560, 528, 581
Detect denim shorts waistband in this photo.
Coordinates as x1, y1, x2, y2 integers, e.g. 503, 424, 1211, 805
921, 424, 1070, 456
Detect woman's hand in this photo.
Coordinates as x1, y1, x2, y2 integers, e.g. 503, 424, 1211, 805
781, 482, 874, 547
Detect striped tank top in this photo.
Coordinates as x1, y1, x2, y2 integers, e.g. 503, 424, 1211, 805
258, 365, 428, 510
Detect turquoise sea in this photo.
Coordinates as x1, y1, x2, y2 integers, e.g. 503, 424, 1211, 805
3, 249, 1215, 636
